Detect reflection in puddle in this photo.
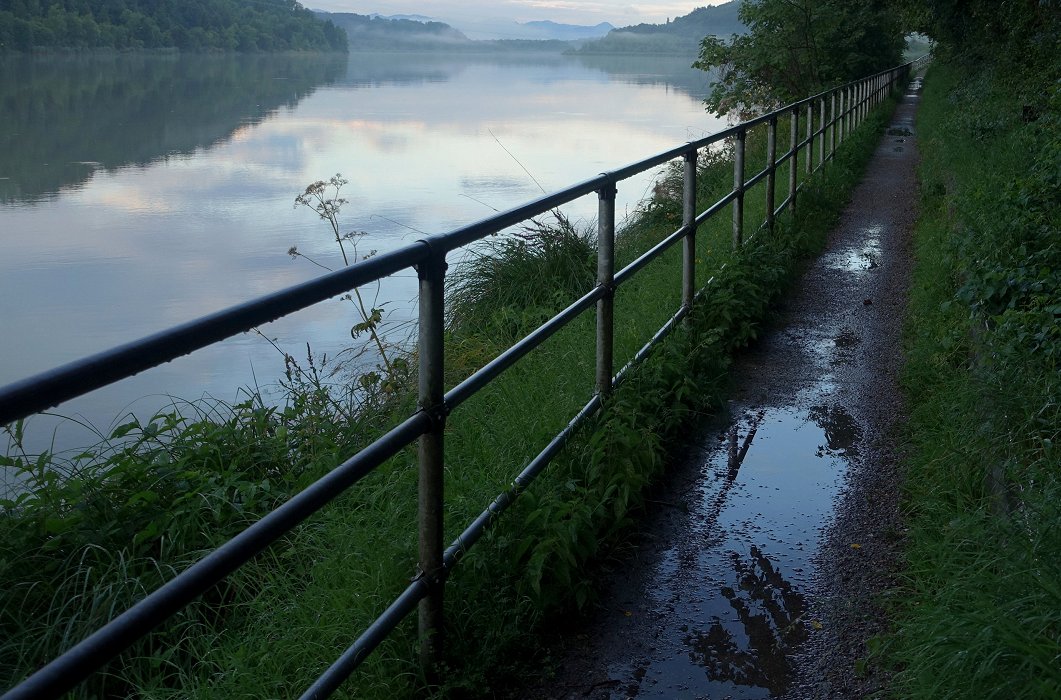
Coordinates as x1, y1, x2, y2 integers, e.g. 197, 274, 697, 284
809, 404, 862, 456
686, 546, 808, 695
609, 402, 861, 698
822, 225, 882, 274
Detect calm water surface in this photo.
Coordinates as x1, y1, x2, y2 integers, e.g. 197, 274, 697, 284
0, 51, 723, 452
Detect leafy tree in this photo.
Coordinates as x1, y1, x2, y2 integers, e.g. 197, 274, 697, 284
898, 0, 1057, 72
694, 0, 904, 114
0, 0, 348, 52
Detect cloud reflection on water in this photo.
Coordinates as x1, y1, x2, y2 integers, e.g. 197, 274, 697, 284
0, 52, 723, 452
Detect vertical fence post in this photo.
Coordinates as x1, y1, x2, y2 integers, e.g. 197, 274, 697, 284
818, 97, 826, 168
850, 84, 857, 131
849, 85, 856, 134
839, 88, 846, 144
805, 102, 813, 174
682, 149, 697, 309
596, 182, 617, 398
829, 91, 836, 159
765, 117, 777, 231
732, 129, 745, 249
416, 248, 446, 679
789, 107, 799, 213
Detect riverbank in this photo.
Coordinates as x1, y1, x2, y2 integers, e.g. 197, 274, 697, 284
2, 86, 903, 698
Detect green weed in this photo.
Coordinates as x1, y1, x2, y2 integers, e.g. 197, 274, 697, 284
887, 60, 1061, 698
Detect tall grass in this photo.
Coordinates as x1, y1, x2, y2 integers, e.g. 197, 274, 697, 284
1, 90, 899, 697
887, 60, 1060, 697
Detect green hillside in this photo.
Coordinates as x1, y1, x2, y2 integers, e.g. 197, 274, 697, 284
575, 2, 745, 55
0, 0, 347, 52
320, 12, 469, 51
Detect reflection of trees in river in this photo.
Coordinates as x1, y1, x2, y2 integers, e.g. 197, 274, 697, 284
0, 53, 346, 204
339, 52, 710, 100
572, 54, 711, 101
686, 545, 808, 695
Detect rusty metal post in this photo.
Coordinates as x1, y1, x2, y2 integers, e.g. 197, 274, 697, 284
682, 149, 697, 309
789, 108, 799, 213
805, 102, 813, 174
765, 117, 777, 231
732, 129, 745, 249
416, 248, 446, 679
596, 182, 616, 398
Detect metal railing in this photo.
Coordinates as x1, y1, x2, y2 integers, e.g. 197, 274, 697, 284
0, 56, 927, 699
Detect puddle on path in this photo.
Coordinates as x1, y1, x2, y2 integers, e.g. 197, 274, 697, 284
822, 225, 882, 274
602, 398, 861, 698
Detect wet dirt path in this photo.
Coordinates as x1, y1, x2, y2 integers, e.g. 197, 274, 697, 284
524, 80, 923, 699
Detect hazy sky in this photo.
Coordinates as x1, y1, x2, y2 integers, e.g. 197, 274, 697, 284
306, 1, 729, 28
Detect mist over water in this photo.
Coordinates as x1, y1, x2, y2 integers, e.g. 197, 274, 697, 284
0, 51, 723, 452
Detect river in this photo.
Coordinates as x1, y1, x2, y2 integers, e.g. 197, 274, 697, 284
0, 51, 724, 454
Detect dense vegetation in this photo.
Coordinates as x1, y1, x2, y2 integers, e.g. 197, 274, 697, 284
0, 0, 347, 52
694, 0, 904, 113
575, 2, 744, 55
885, 0, 1060, 695
0, 69, 899, 696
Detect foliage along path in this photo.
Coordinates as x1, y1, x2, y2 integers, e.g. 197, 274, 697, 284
525, 78, 925, 699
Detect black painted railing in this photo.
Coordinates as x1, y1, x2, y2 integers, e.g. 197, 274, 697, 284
0, 55, 929, 699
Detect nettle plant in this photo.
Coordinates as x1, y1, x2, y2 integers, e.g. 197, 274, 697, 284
289, 174, 411, 400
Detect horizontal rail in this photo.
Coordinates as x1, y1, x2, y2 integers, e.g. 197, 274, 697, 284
2, 411, 432, 700
0, 244, 431, 426
445, 284, 606, 411
1, 56, 924, 700
614, 224, 689, 287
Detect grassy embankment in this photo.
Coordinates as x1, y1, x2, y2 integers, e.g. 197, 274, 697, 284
1, 88, 901, 697
888, 58, 1060, 696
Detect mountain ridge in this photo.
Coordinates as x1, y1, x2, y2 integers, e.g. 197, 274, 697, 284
576, 2, 745, 55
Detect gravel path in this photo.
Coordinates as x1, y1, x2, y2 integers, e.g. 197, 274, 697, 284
519, 79, 923, 699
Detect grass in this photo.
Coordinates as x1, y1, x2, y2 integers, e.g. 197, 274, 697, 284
2, 85, 901, 698
886, 58, 1060, 698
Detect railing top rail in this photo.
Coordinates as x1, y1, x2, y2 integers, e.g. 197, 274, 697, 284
0, 243, 431, 426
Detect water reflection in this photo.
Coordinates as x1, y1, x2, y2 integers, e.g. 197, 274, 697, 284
572, 54, 712, 99
809, 404, 862, 456
0, 53, 346, 204
687, 546, 808, 695
0, 51, 722, 454
607, 404, 858, 698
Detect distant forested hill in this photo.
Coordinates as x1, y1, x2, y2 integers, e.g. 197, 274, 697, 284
319, 12, 573, 53
321, 12, 470, 50
576, 2, 745, 55
0, 0, 347, 52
